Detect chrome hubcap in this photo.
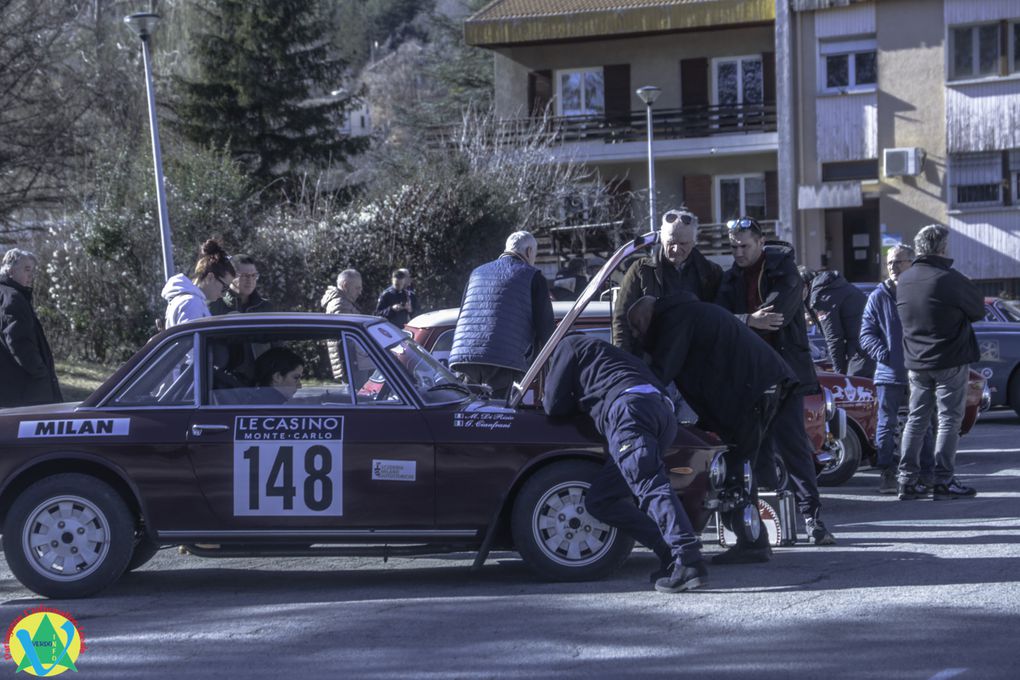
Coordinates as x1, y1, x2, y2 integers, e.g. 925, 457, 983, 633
22, 495, 111, 581
532, 481, 616, 567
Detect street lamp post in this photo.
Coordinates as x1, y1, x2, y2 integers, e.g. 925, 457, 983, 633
636, 86, 661, 233
124, 12, 175, 282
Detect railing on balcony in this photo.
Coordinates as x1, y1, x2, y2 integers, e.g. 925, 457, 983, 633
426, 104, 778, 148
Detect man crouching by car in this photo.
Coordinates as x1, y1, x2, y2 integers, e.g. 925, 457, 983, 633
544, 333, 708, 593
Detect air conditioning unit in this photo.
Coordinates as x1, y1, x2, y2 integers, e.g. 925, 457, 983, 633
883, 147, 926, 177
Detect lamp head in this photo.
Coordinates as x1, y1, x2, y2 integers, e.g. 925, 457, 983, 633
635, 86, 661, 105
124, 12, 160, 40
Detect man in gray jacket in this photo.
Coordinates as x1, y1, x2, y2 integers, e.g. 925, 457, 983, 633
896, 225, 983, 500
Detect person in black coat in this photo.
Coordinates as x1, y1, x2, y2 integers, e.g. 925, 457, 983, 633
802, 268, 874, 377
375, 269, 419, 328
628, 293, 795, 563
895, 224, 984, 500
544, 334, 707, 593
612, 208, 723, 355
715, 217, 835, 546
0, 249, 62, 407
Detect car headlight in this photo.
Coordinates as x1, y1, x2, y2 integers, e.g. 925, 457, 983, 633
743, 460, 753, 496
981, 383, 991, 412
709, 452, 726, 490
824, 387, 836, 421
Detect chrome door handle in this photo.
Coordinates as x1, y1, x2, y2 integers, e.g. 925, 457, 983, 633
191, 424, 230, 436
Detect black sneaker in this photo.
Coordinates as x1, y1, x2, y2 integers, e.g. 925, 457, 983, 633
711, 544, 771, 564
654, 561, 708, 593
805, 518, 836, 545
898, 482, 921, 500
878, 468, 897, 495
914, 481, 934, 498
933, 478, 977, 500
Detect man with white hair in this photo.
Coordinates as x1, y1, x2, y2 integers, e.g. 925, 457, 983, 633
895, 224, 983, 500
449, 231, 554, 398
612, 207, 722, 356
0, 248, 62, 407
322, 269, 364, 381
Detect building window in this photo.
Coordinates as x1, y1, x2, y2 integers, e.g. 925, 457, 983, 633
950, 23, 1000, 80
555, 68, 604, 117
715, 175, 766, 222
950, 151, 1003, 208
822, 160, 879, 182
712, 56, 763, 107
819, 38, 877, 93
1013, 22, 1020, 73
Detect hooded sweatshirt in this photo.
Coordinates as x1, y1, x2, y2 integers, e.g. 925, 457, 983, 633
162, 273, 210, 328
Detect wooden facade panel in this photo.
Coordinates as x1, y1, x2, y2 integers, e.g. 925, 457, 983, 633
815, 93, 877, 162
814, 2, 875, 39
945, 0, 1020, 25
948, 210, 1020, 280
946, 82, 1020, 153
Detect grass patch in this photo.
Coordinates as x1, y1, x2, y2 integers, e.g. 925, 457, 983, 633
55, 360, 117, 402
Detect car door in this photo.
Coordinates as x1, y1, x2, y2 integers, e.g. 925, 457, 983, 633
184, 327, 436, 535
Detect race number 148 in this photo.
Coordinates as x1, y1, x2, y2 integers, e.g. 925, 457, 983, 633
233, 442, 343, 516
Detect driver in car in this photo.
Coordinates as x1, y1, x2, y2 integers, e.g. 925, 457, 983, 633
544, 333, 707, 594
251, 348, 304, 404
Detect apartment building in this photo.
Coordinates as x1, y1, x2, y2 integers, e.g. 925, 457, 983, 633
467, 0, 1020, 289
464, 0, 783, 264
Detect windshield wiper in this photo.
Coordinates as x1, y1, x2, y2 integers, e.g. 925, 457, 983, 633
426, 381, 472, 395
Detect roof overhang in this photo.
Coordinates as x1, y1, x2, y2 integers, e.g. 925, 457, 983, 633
465, 0, 775, 48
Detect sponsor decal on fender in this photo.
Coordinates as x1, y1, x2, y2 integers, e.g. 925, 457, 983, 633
18, 419, 130, 439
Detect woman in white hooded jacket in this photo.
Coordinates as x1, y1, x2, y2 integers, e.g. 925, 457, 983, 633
161, 239, 236, 328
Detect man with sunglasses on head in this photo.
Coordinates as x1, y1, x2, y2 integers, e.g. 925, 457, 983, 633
612, 207, 722, 356
716, 216, 836, 546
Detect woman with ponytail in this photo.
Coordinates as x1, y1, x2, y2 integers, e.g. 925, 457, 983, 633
161, 239, 236, 328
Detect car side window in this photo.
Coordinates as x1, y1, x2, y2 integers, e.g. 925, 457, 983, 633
346, 335, 405, 406
111, 336, 195, 406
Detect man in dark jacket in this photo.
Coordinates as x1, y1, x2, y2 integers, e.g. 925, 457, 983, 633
0, 249, 62, 407
612, 208, 723, 355
895, 224, 984, 500
860, 244, 936, 494
374, 269, 419, 328
803, 268, 874, 377
209, 254, 273, 315
715, 217, 835, 545
449, 232, 554, 398
628, 293, 795, 563
544, 334, 706, 593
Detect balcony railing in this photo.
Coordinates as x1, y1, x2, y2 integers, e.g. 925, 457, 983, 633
544, 104, 778, 144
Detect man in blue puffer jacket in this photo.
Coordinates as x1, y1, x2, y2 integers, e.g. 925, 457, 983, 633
449, 231, 554, 398
860, 244, 934, 495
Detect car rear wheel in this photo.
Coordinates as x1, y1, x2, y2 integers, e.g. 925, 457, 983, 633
818, 428, 862, 487
511, 460, 633, 582
2, 474, 134, 598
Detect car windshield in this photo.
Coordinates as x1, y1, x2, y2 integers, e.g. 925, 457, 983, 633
377, 329, 470, 405
997, 299, 1020, 322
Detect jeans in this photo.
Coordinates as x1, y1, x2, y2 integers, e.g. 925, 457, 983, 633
587, 393, 702, 567
898, 365, 969, 485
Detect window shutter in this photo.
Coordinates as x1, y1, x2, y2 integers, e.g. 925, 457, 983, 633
682, 174, 713, 222
765, 171, 779, 220
528, 70, 553, 116
603, 64, 631, 124
762, 51, 776, 105
680, 58, 709, 108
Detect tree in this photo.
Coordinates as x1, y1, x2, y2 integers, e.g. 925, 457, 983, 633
173, 0, 364, 193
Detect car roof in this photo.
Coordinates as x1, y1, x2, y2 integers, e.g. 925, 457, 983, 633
408, 301, 612, 328
159, 312, 382, 335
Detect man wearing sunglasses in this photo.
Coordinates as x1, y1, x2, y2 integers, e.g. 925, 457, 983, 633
612, 208, 722, 356
716, 216, 836, 546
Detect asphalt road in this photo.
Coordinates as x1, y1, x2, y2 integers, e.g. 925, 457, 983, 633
1, 412, 1018, 679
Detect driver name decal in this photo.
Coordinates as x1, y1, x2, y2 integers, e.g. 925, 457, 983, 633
18, 418, 130, 439
233, 416, 343, 516
453, 412, 515, 430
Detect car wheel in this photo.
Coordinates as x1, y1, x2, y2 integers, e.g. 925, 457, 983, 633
2, 473, 134, 598
818, 427, 862, 487
1009, 373, 1020, 419
511, 460, 633, 582
126, 536, 162, 572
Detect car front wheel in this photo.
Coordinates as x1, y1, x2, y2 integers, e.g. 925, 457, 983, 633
511, 460, 633, 582
2, 474, 134, 598
818, 428, 862, 487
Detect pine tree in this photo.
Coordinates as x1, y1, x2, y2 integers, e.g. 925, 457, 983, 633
174, 0, 362, 192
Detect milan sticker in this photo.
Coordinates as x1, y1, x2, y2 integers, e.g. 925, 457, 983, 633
18, 418, 130, 439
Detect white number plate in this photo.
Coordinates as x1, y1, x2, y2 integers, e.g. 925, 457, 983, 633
232, 416, 344, 516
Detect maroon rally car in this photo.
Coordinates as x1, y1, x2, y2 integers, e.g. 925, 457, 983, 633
0, 312, 728, 598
